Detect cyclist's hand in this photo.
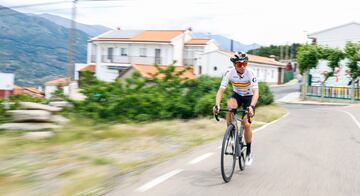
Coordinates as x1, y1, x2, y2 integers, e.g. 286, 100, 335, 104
247, 106, 254, 117
213, 105, 220, 114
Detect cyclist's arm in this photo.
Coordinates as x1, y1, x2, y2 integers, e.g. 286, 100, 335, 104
251, 88, 259, 106
215, 88, 226, 107
216, 70, 231, 108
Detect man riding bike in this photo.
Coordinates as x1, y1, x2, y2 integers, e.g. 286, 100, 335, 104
213, 52, 259, 166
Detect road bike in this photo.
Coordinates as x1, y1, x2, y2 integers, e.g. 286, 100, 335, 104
215, 108, 251, 183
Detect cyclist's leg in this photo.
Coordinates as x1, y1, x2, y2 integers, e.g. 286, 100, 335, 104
240, 96, 253, 155
226, 92, 239, 125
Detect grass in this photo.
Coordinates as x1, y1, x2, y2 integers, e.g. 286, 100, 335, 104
255, 103, 288, 123
0, 103, 287, 195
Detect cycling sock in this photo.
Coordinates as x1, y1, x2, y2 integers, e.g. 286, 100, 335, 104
246, 143, 251, 155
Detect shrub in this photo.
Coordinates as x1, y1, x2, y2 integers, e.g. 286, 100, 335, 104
70, 66, 274, 122
257, 82, 274, 106
0, 99, 7, 123
8, 94, 46, 104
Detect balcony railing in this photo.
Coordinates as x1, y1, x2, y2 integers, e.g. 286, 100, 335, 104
90, 55, 167, 65
183, 58, 196, 66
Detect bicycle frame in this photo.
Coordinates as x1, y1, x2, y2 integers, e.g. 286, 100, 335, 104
215, 109, 250, 157
231, 111, 246, 157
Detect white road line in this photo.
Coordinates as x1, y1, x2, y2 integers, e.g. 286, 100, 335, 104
136, 112, 290, 193
136, 169, 183, 192
253, 112, 289, 133
341, 111, 360, 129
188, 152, 214, 165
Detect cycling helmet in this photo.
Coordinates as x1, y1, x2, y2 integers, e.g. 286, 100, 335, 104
230, 52, 248, 64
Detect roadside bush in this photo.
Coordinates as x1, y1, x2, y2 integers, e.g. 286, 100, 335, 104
8, 94, 46, 104
258, 82, 274, 106
71, 66, 273, 122
0, 99, 7, 123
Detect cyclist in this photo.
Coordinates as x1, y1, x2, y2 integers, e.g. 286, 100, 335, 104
213, 52, 259, 166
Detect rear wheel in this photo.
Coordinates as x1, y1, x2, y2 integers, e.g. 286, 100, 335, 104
221, 125, 236, 183
239, 151, 246, 171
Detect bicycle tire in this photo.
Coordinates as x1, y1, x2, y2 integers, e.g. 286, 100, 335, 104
238, 139, 246, 171
221, 124, 236, 183
239, 152, 246, 171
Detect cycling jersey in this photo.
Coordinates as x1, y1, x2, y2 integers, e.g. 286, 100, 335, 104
220, 68, 258, 96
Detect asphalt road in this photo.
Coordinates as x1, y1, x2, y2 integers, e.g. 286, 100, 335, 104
108, 103, 360, 196
270, 82, 301, 100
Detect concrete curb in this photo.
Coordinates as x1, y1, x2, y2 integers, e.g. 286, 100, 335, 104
277, 100, 349, 106
277, 92, 350, 106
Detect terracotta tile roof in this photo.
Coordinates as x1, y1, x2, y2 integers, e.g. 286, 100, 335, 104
132, 64, 195, 80
185, 38, 211, 45
79, 64, 96, 72
95, 38, 130, 41
13, 85, 22, 90
45, 77, 71, 86
221, 50, 286, 67
13, 85, 44, 97
26, 87, 43, 95
94, 30, 185, 42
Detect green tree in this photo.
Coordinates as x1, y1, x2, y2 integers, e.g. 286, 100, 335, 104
248, 43, 302, 60
296, 44, 320, 99
317, 47, 345, 81
296, 44, 320, 74
344, 42, 360, 101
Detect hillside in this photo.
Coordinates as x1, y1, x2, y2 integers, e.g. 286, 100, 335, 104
38, 13, 111, 36
193, 32, 261, 52
0, 6, 89, 87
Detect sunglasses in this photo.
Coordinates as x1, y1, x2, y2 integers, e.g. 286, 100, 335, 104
235, 62, 247, 68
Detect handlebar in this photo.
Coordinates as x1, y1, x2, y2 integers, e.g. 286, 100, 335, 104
214, 107, 252, 124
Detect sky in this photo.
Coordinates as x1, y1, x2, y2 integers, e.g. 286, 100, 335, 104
1, 0, 360, 46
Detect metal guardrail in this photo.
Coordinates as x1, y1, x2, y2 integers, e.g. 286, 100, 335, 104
306, 85, 360, 100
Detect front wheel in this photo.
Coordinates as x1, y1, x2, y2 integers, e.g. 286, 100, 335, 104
221, 124, 236, 183
238, 140, 247, 171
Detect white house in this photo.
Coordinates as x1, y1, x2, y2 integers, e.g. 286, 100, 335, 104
76, 28, 286, 85
308, 22, 360, 49
195, 50, 286, 84
44, 78, 71, 99
82, 28, 218, 82
0, 72, 14, 99
307, 22, 360, 86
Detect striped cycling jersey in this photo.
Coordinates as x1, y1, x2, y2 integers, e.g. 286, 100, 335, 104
220, 68, 258, 96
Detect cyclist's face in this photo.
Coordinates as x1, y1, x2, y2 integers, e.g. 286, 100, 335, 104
234, 62, 247, 72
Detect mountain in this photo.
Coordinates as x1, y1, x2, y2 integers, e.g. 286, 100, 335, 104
193, 32, 261, 52
0, 6, 89, 87
38, 14, 111, 37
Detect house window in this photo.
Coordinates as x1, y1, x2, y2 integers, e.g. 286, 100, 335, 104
155, 49, 161, 64
121, 48, 128, 56
139, 48, 147, 57
214, 66, 217, 71
199, 65, 202, 75
271, 70, 275, 78
107, 47, 114, 62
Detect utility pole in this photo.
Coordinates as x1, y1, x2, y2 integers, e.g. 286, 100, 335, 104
285, 44, 289, 60
67, 0, 78, 80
